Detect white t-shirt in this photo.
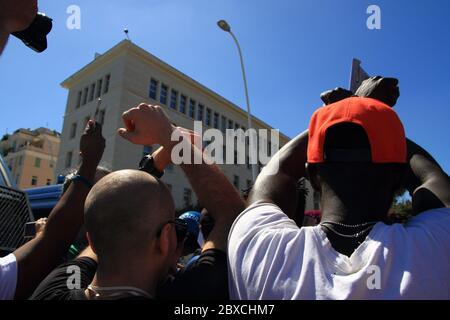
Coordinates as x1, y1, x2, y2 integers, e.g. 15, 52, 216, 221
0, 253, 17, 300
228, 203, 450, 300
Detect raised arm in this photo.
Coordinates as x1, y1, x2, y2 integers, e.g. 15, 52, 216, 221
118, 104, 245, 252
404, 138, 450, 214
248, 130, 308, 217
12, 121, 105, 299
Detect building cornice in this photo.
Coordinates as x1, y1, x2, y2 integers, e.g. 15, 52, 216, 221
61, 40, 290, 142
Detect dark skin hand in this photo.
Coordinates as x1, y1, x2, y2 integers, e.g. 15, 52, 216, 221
12, 120, 105, 299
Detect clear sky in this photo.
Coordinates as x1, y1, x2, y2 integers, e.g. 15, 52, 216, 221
1, 0, 449, 172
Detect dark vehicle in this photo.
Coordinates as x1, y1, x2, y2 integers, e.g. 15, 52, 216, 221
0, 155, 34, 255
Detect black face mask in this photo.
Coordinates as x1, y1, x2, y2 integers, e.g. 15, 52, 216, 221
12, 13, 53, 53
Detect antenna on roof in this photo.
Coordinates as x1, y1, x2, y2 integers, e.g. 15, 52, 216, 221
124, 28, 131, 41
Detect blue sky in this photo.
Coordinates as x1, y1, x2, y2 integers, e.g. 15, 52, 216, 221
1, 0, 449, 172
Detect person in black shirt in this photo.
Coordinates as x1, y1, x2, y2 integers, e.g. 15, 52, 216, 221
32, 104, 245, 300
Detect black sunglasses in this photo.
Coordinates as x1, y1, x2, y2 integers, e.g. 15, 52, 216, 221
157, 218, 188, 244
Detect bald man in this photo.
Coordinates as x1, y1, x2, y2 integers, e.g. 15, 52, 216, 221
30, 170, 186, 300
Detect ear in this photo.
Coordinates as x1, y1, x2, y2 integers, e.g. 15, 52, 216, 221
86, 232, 97, 254
156, 223, 176, 258
306, 163, 321, 192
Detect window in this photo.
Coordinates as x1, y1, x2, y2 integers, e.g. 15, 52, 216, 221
205, 108, 212, 126
233, 175, 240, 189
179, 95, 187, 114
189, 99, 196, 119
96, 79, 103, 98
65, 151, 73, 168
170, 89, 178, 109
221, 116, 227, 133
31, 176, 38, 186
213, 112, 219, 129
46, 179, 52, 186
235, 123, 240, 130
149, 78, 158, 100
228, 120, 234, 129
160, 84, 168, 105
82, 87, 88, 105
89, 83, 95, 102
103, 74, 111, 94
34, 157, 41, 168
246, 157, 251, 169
70, 122, 77, 139
183, 188, 192, 207
197, 104, 204, 122
98, 110, 106, 126
84, 116, 90, 129
76, 91, 82, 109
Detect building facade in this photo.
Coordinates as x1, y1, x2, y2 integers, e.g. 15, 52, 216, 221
56, 40, 315, 211
0, 128, 60, 189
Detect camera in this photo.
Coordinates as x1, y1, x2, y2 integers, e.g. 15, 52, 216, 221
12, 12, 53, 53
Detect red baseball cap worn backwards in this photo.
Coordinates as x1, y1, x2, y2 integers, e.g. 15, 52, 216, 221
307, 97, 407, 164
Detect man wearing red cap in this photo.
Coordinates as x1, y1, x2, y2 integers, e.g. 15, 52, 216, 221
228, 79, 450, 299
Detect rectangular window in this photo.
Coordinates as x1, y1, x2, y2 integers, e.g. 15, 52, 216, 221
235, 123, 240, 130
84, 116, 90, 129
170, 89, 178, 109
34, 157, 41, 168
65, 151, 73, 169
98, 110, 105, 126
221, 116, 227, 133
96, 79, 103, 98
205, 108, 212, 126
149, 78, 158, 100
103, 74, 111, 94
233, 175, 240, 189
160, 84, 168, 105
82, 87, 88, 105
197, 104, 204, 122
179, 95, 187, 114
228, 120, 234, 129
76, 91, 82, 109
46, 178, 52, 186
31, 176, 38, 186
213, 112, 219, 129
89, 83, 95, 102
70, 122, 77, 139
189, 99, 196, 119
183, 188, 192, 207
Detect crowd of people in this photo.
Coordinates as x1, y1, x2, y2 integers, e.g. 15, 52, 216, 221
1, 0, 449, 300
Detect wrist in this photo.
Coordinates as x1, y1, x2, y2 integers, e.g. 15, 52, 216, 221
152, 147, 172, 172
78, 161, 98, 180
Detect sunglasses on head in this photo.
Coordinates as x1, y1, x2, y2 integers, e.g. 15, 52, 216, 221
157, 218, 188, 244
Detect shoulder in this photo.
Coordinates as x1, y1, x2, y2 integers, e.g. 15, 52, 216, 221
157, 249, 228, 300
30, 257, 97, 300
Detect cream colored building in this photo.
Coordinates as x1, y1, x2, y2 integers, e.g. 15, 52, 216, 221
0, 128, 60, 189
56, 40, 315, 211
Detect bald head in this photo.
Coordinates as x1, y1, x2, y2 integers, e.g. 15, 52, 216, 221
84, 170, 175, 260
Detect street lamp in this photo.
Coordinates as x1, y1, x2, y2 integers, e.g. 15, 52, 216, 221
217, 19, 258, 182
